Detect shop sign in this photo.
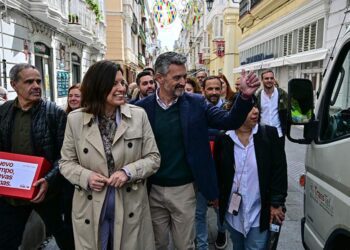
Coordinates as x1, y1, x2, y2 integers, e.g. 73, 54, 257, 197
57, 71, 70, 97
216, 41, 225, 57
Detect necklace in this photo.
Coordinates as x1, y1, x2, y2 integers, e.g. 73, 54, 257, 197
104, 111, 115, 120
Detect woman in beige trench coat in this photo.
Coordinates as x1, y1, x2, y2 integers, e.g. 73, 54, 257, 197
59, 60, 160, 250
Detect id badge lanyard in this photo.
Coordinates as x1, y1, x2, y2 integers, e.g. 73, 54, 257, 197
228, 146, 248, 215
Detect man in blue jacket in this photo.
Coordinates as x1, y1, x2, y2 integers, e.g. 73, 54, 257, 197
136, 52, 259, 250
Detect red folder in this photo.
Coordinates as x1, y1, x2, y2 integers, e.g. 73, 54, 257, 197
0, 152, 51, 200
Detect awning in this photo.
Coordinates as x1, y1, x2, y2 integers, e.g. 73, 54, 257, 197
233, 61, 262, 73
233, 48, 328, 73
284, 48, 328, 65
262, 57, 284, 68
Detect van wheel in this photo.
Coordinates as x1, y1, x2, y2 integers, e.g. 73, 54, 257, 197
326, 234, 350, 250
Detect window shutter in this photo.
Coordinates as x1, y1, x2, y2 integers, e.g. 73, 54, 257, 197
283, 34, 288, 56
304, 25, 310, 51
298, 28, 303, 53
310, 22, 317, 50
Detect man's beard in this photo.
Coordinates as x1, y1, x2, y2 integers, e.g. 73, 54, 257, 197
174, 84, 185, 97
142, 89, 155, 97
207, 94, 220, 105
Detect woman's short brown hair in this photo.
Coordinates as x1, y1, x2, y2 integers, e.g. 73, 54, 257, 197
186, 77, 201, 93
66, 83, 81, 113
81, 60, 124, 116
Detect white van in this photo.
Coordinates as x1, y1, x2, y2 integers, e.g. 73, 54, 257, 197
287, 28, 350, 249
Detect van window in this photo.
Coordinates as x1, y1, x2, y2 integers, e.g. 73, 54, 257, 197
321, 46, 350, 140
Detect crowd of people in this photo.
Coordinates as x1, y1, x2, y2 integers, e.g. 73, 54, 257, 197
0, 51, 287, 250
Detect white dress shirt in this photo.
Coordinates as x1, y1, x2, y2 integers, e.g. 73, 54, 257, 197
156, 88, 179, 110
225, 125, 262, 237
260, 87, 283, 137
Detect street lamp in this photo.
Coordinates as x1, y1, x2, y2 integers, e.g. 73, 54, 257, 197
206, 0, 214, 12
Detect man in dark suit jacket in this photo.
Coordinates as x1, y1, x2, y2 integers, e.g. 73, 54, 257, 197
136, 51, 260, 249
129, 71, 156, 104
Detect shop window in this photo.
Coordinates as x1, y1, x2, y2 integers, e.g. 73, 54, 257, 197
34, 42, 53, 101
71, 53, 81, 84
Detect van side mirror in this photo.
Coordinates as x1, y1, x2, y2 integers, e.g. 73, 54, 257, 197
287, 79, 318, 144
288, 79, 314, 124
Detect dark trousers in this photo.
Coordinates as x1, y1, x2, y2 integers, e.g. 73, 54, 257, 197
0, 196, 74, 250
280, 135, 286, 148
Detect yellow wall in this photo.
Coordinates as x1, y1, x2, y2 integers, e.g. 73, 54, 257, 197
224, 7, 241, 85
241, 0, 309, 39
105, 0, 121, 10
208, 7, 241, 85
105, 0, 124, 62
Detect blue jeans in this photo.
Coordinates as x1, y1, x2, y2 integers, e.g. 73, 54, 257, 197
195, 192, 226, 250
225, 222, 269, 250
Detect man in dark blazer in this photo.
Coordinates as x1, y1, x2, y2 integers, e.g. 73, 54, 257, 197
136, 51, 260, 250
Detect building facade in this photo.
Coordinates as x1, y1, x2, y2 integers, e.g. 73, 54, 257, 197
175, 0, 241, 86
105, 0, 158, 83
0, 0, 106, 105
235, 0, 328, 91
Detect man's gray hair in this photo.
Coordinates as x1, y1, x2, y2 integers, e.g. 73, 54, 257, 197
154, 52, 187, 75
196, 70, 207, 77
9, 63, 37, 82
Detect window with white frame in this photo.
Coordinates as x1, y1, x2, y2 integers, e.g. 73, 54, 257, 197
214, 16, 219, 37
240, 18, 325, 65
214, 16, 224, 38
297, 19, 323, 53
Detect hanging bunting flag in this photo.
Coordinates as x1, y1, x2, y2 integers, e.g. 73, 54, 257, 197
153, 0, 177, 28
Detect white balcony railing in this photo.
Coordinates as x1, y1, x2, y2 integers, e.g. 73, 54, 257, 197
69, 0, 96, 33
29, 0, 68, 25
48, 0, 67, 16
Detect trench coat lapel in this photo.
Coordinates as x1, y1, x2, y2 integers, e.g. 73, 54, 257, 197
84, 113, 106, 159
113, 120, 128, 145
112, 104, 131, 145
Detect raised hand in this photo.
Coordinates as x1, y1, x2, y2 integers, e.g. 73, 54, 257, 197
239, 69, 260, 98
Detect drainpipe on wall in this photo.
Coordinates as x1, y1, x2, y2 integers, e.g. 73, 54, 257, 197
2, 59, 6, 88
0, 0, 8, 87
